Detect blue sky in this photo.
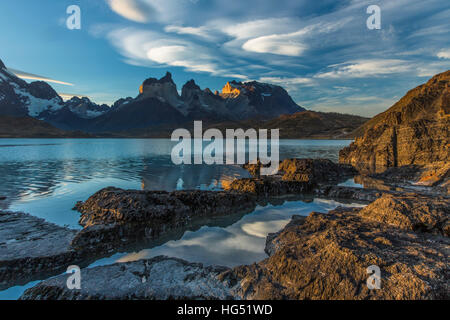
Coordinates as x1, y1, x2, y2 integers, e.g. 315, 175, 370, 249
0, 0, 449, 116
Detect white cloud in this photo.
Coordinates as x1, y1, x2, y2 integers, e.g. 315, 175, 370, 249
240, 19, 350, 57
147, 45, 217, 73
222, 18, 301, 40
437, 49, 450, 59
316, 59, 412, 78
106, 0, 155, 23
107, 27, 248, 78
243, 33, 307, 56
164, 25, 217, 41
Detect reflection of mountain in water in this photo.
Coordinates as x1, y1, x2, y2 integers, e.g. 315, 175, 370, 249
140, 163, 249, 191
0, 155, 249, 210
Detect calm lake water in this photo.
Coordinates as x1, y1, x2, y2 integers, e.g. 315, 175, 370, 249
0, 139, 363, 299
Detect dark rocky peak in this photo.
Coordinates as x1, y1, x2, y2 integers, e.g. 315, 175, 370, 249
0, 58, 5, 69
160, 71, 173, 83
66, 96, 91, 104
141, 72, 174, 87
183, 79, 200, 91
181, 79, 202, 100
28, 81, 61, 101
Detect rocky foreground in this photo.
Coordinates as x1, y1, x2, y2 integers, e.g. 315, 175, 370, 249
0, 211, 87, 290
1, 155, 448, 299
11, 157, 449, 300
20, 192, 449, 300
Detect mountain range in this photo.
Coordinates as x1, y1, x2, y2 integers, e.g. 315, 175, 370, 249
1, 57, 368, 138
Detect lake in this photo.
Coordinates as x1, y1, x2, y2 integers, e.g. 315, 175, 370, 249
0, 139, 363, 299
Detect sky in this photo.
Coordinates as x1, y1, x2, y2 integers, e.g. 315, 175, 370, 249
0, 0, 449, 116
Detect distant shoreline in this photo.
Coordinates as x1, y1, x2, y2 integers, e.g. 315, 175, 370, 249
0, 136, 355, 141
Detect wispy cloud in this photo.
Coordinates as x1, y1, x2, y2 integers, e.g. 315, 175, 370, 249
106, 0, 156, 23
315, 60, 412, 79
106, 27, 249, 79
259, 76, 314, 85
8, 68, 74, 86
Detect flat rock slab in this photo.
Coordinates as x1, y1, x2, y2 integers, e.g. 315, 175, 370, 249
20, 256, 237, 300
0, 211, 83, 289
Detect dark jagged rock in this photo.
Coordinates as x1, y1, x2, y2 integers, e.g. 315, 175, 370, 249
75, 187, 257, 227
228, 159, 357, 197
225, 177, 313, 197
0, 211, 87, 290
227, 202, 450, 300
0, 59, 5, 69
141, 72, 175, 87
340, 71, 450, 173
71, 187, 257, 251
20, 256, 236, 300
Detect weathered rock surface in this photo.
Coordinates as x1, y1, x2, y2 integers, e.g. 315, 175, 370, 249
244, 158, 356, 182
340, 70, 450, 173
227, 203, 450, 300
360, 193, 449, 236
21, 192, 450, 300
72, 188, 257, 251
278, 158, 356, 183
75, 188, 255, 227
227, 158, 357, 197
313, 185, 398, 202
224, 177, 313, 197
0, 211, 85, 289
20, 256, 237, 300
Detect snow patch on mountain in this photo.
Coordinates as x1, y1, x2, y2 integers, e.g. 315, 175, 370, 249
12, 86, 63, 117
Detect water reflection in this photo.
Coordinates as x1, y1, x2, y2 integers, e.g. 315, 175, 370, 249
90, 198, 366, 268
0, 139, 352, 227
